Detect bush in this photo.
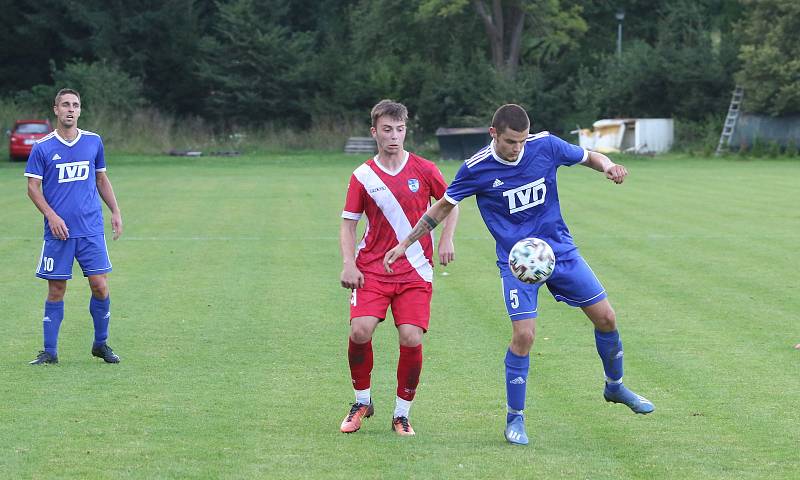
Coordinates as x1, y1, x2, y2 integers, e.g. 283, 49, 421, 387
672, 115, 724, 156
14, 60, 145, 115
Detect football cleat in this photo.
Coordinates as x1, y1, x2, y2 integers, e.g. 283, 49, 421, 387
91, 343, 120, 364
340, 402, 374, 433
391, 416, 415, 436
504, 415, 529, 445
604, 384, 655, 414
29, 350, 58, 365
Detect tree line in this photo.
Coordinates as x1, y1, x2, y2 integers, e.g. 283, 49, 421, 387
1, 0, 797, 138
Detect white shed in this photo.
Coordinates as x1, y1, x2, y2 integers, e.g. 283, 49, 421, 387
573, 118, 674, 154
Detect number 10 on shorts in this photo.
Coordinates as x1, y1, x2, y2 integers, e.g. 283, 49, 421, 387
42, 256, 55, 272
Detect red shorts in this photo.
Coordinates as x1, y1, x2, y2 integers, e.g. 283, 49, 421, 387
349, 277, 433, 331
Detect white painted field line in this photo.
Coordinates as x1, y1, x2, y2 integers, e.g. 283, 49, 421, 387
1, 233, 798, 242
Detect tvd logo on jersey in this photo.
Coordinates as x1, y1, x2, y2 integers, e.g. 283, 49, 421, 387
408, 178, 419, 193
55, 161, 91, 183
502, 177, 546, 213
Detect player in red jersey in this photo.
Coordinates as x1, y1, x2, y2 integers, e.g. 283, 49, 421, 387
339, 100, 459, 436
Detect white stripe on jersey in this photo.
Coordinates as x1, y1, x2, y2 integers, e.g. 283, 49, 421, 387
352, 164, 433, 282
527, 131, 550, 142
35, 132, 56, 144
465, 145, 492, 168
467, 131, 553, 169
341, 211, 362, 221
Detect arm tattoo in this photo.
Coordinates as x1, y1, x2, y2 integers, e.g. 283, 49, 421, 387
406, 214, 439, 243
421, 214, 439, 230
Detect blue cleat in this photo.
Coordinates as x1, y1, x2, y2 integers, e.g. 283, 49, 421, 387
604, 384, 655, 414
504, 415, 529, 446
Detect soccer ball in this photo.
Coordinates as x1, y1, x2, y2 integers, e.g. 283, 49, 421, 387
508, 238, 555, 284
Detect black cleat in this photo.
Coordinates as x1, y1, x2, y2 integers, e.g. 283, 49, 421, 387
91, 343, 120, 363
29, 350, 58, 365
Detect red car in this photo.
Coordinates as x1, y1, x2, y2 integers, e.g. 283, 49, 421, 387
8, 119, 52, 161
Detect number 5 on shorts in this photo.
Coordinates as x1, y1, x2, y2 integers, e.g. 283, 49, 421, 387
509, 289, 519, 309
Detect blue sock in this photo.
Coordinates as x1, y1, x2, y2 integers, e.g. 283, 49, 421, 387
90, 296, 111, 347
43, 301, 64, 356
505, 348, 530, 423
595, 329, 624, 391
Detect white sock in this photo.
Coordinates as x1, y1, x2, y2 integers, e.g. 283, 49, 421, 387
394, 396, 412, 418
355, 388, 371, 405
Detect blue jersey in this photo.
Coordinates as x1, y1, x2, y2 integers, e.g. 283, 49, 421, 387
444, 131, 587, 273
24, 129, 107, 240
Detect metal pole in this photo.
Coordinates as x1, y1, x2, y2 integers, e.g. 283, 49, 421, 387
615, 9, 625, 60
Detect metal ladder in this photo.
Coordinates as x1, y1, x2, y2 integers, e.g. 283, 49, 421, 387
715, 86, 744, 155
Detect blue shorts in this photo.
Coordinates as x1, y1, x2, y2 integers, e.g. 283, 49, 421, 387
501, 255, 607, 321
35, 235, 113, 280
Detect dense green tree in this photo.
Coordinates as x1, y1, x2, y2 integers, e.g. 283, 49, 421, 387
196, 0, 315, 125
0, 0, 92, 92
419, 0, 585, 76
96, 0, 213, 115
0, 0, 757, 141
573, 0, 739, 124
735, 0, 800, 115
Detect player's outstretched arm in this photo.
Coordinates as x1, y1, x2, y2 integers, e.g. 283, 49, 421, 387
27, 177, 69, 240
437, 204, 459, 266
583, 151, 628, 184
384, 198, 456, 273
96, 172, 123, 240
340, 219, 364, 289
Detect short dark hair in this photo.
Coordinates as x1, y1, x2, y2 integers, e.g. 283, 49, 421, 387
491, 104, 530, 134
54, 88, 81, 106
371, 99, 408, 127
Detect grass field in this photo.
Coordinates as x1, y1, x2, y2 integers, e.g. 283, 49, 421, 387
1, 152, 799, 479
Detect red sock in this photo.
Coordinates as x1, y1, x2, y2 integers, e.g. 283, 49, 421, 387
348, 338, 373, 390
396, 344, 423, 401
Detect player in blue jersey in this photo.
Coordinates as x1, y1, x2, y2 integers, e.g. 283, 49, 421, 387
24, 88, 123, 365
384, 104, 654, 445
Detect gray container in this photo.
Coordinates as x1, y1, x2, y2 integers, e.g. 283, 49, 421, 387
435, 127, 491, 160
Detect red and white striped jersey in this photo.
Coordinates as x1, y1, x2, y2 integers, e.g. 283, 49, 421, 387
342, 151, 448, 283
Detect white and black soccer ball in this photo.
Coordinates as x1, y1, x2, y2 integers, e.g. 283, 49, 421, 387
508, 237, 555, 284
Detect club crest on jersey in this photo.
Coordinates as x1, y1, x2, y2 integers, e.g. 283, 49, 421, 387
55, 160, 90, 183
408, 178, 419, 192
502, 177, 546, 213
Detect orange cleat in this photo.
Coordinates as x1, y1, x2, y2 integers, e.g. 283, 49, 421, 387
340, 402, 374, 433
391, 416, 415, 436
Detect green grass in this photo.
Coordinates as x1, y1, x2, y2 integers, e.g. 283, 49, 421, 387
1, 152, 799, 479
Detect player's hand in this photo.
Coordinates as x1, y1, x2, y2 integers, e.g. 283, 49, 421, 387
341, 263, 364, 289
438, 238, 455, 266
604, 164, 628, 184
46, 213, 69, 240
111, 211, 123, 240
383, 244, 407, 273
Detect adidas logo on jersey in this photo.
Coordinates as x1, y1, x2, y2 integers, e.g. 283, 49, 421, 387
52, 154, 62, 161
492, 179, 504, 187
510, 376, 526, 385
